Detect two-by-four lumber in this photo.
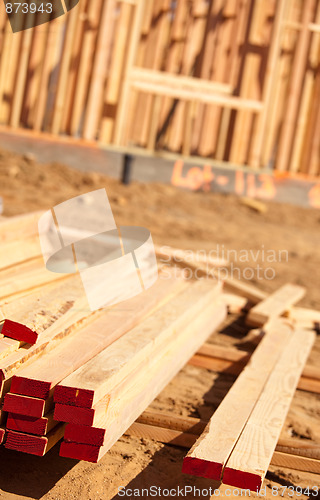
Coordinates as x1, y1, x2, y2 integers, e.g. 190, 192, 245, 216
9, 277, 187, 400
0, 274, 89, 361
130, 410, 320, 461
54, 280, 222, 408
6, 410, 58, 436
59, 298, 227, 461
5, 423, 66, 456
3, 393, 53, 418
246, 283, 306, 326
0, 258, 72, 302
0, 273, 90, 346
222, 328, 315, 491
182, 319, 294, 480
0, 211, 42, 245
0, 235, 41, 272
0, 275, 184, 398
126, 422, 320, 475
191, 342, 320, 393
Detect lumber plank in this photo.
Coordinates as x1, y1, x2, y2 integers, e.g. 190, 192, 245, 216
1, 320, 38, 345
3, 393, 53, 418
83, 0, 117, 140
0, 274, 89, 359
129, 68, 232, 94
6, 410, 58, 436
250, 0, 290, 167
0, 212, 42, 244
276, 0, 316, 172
126, 420, 320, 468
246, 283, 306, 327
270, 451, 320, 475
190, 345, 320, 394
5, 423, 65, 456
54, 280, 222, 408
222, 328, 315, 491
0, 258, 71, 302
182, 319, 293, 480
9, 277, 187, 400
59, 300, 227, 461
131, 80, 263, 111
0, 235, 41, 271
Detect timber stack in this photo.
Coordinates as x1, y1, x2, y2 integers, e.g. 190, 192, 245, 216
0, 212, 319, 492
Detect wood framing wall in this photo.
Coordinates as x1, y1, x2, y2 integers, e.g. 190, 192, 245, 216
0, 0, 319, 175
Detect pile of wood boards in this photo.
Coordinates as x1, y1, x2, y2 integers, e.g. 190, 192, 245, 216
0, 212, 227, 461
0, 212, 319, 493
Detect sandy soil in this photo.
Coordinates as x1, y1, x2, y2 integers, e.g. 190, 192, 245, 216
0, 149, 319, 500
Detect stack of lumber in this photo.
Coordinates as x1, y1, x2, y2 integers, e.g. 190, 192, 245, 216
0, 211, 319, 494
0, 212, 227, 459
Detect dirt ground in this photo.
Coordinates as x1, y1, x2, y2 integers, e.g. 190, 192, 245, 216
0, 148, 319, 500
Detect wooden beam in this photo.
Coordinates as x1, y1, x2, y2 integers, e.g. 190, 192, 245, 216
3, 393, 53, 418
54, 280, 222, 408
129, 68, 232, 94
222, 328, 315, 491
246, 283, 306, 327
182, 319, 293, 480
126, 413, 320, 464
114, 0, 146, 145
276, 0, 316, 172
5, 423, 65, 456
9, 277, 186, 400
0, 212, 42, 244
190, 342, 320, 394
6, 410, 58, 436
130, 80, 263, 111
59, 300, 227, 461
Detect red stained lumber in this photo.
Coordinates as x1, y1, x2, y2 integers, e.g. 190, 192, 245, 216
64, 423, 106, 447
3, 393, 53, 418
6, 411, 57, 436
60, 441, 100, 462
54, 394, 110, 426
1, 319, 38, 345
5, 423, 65, 456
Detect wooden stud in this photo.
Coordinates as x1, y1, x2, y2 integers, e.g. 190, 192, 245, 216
246, 283, 306, 327
59, 300, 227, 461
276, 0, 316, 172
3, 393, 53, 418
6, 410, 58, 436
5, 423, 65, 456
182, 319, 293, 480
54, 280, 221, 408
10, 276, 185, 401
222, 328, 315, 491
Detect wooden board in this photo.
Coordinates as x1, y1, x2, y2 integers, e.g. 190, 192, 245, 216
3, 393, 53, 418
9, 277, 186, 400
246, 283, 306, 326
59, 301, 227, 461
6, 410, 58, 436
54, 280, 222, 408
182, 319, 293, 480
1, 320, 38, 345
0, 275, 183, 396
0, 212, 42, 245
5, 423, 65, 456
223, 328, 315, 491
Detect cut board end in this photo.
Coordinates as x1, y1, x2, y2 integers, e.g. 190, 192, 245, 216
182, 456, 223, 480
